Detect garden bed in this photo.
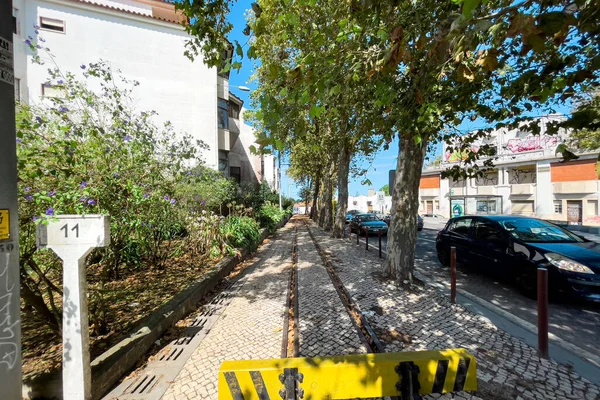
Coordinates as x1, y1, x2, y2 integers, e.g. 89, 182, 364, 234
22, 251, 216, 380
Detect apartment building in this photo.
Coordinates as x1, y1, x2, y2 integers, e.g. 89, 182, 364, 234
418, 115, 600, 225
11, 0, 275, 187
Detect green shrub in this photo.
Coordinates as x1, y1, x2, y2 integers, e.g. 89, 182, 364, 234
256, 201, 288, 230
220, 216, 261, 249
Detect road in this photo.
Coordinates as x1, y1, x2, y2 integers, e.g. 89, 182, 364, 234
348, 224, 600, 360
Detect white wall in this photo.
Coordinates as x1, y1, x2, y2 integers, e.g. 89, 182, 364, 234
19, 0, 219, 168
347, 195, 392, 214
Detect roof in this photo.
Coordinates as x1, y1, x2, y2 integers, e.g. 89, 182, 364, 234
66, 0, 187, 25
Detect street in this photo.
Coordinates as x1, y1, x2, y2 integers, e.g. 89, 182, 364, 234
357, 225, 600, 361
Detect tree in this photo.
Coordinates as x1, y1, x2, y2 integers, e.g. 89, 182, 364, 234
380, 184, 390, 196
176, 0, 600, 285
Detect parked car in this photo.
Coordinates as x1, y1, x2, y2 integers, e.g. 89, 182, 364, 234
436, 215, 600, 301
346, 209, 361, 223
382, 215, 423, 231
350, 213, 388, 236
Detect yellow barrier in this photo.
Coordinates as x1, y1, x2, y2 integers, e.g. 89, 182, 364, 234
219, 348, 477, 399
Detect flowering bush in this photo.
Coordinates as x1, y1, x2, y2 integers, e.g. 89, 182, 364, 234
255, 201, 290, 231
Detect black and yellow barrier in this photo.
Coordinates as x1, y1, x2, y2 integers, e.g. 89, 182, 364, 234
219, 348, 477, 399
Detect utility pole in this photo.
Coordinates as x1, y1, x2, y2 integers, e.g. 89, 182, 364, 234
0, 1, 22, 398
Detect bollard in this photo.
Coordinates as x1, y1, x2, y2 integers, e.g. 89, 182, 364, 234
365, 227, 369, 250
348, 226, 351, 240
450, 247, 457, 304
537, 268, 549, 358
378, 230, 382, 259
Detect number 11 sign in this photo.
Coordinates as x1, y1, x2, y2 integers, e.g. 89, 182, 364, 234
37, 215, 110, 400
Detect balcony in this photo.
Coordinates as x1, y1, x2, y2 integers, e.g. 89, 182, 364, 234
449, 187, 465, 196
228, 117, 240, 134
511, 183, 535, 195
553, 181, 598, 194
477, 186, 495, 195
420, 188, 440, 198
218, 128, 231, 151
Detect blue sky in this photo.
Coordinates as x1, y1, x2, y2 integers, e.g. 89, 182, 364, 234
225, 1, 573, 200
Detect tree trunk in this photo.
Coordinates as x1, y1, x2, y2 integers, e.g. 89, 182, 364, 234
20, 272, 61, 335
332, 141, 351, 238
310, 173, 320, 220
322, 166, 334, 231
318, 177, 327, 227
383, 134, 428, 282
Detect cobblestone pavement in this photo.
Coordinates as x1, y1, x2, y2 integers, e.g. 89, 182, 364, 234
296, 227, 367, 357
413, 230, 600, 359
306, 220, 600, 400
161, 223, 294, 400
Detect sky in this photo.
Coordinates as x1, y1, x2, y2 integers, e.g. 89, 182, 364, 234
225, 1, 573, 200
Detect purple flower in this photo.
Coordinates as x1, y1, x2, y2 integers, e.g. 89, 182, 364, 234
33, 24, 40, 30
80, 196, 87, 202
113, 173, 119, 178
35, 116, 43, 124
45, 207, 54, 216
16, 138, 22, 144
36, 45, 43, 50
25, 39, 32, 46
34, 30, 39, 35
124, 135, 132, 142
201, 200, 206, 205
58, 106, 69, 113
24, 194, 33, 201
87, 199, 96, 205
25, 187, 31, 192
57, 79, 64, 84
163, 195, 170, 201
80, 181, 87, 189
39, 37, 46, 43
33, 216, 40, 222
80, 64, 86, 69
170, 199, 176, 205
143, 193, 149, 199
43, 82, 52, 87
48, 190, 56, 197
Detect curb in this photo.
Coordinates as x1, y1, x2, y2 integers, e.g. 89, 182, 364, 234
23, 216, 291, 400
456, 288, 600, 369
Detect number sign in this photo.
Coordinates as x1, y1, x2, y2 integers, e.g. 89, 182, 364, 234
37, 215, 110, 248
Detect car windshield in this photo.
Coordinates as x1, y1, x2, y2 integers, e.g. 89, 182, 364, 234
500, 219, 583, 243
358, 215, 380, 222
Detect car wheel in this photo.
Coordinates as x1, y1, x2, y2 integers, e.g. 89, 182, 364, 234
516, 267, 537, 299
437, 248, 450, 266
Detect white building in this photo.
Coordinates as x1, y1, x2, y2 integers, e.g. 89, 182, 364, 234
418, 115, 600, 226
11, 0, 275, 186
348, 189, 392, 214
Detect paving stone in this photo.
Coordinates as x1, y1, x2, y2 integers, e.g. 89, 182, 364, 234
161, 222, 294, 399
306, 220, 600, 400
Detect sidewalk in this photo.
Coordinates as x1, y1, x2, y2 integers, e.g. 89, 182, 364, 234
306, 220, 600, 400
161, 223, 295, 400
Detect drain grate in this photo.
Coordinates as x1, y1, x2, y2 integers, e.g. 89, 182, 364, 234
104, 279, 245, 400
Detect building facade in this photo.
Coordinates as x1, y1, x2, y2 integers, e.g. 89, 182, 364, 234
418, 115, 600, 225
11, 0, 274, 186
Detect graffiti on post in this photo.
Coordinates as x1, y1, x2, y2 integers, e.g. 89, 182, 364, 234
506, 135, 559, 153
0, 252, 19, 370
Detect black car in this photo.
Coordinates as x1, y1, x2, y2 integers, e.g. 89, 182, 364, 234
436, 215, 600, 301
350, 213, 388, 236
382, 215, 423, 231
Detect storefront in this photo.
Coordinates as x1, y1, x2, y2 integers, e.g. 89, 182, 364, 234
449, 195, 503, 217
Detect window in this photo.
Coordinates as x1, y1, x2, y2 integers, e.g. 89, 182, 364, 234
14, 78, 20, 102
217, 98, 229, 129
554, 201, 563, 214
40, 17, 65, 33
229, 167, 241, 183
218, 150, 228, 175
501, 218, 582, 243
472, 220, 503, 241
41, 83, 65, 98
228, 101, 240, 119
448, 218, 472, 236
13, 8, 19, 35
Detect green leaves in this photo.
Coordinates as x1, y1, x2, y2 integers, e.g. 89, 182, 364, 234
462, 0, 480, 18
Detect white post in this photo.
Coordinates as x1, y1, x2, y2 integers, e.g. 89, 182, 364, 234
57, 248, 93, 400
37, 215, 110, 400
